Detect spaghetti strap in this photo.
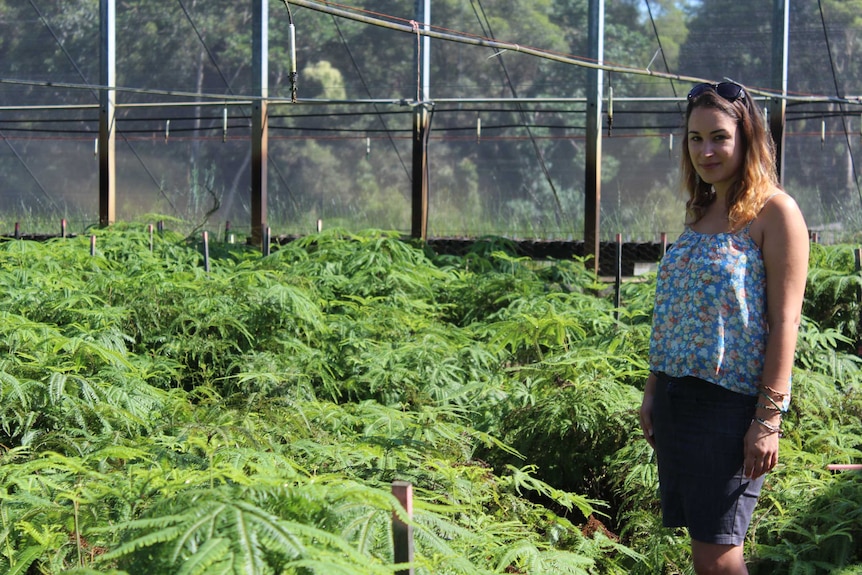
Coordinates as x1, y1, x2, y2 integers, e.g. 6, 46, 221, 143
760, 192, 783, 210
743, 192, 784, 234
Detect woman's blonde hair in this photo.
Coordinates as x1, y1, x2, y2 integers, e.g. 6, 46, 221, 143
681, 85, 780, 230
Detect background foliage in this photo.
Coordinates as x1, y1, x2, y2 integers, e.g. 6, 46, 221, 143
0, 227, 860, 575
0, 0, 861, 240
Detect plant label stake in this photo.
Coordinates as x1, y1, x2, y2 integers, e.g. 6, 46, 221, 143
148, 224, 154, 252
61, 219, 67, 238
90, 235, 96, 256
14, 222, 20, 240
392, 481, 415, 575
223, 106, 228, 142
614, 233, 622, 321
203, 231, 210, 273
262, 227, 271, 256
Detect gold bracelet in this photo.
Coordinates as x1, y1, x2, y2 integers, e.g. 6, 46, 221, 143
758, 389, 788, 413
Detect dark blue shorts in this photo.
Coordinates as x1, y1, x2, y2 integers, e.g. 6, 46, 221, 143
652, 372, 764, 546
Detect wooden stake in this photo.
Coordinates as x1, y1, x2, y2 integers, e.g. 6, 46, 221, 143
392, 481, 415, 575
203, 231, 210, 273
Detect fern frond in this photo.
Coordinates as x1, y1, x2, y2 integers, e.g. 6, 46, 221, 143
6, 544, 45, 575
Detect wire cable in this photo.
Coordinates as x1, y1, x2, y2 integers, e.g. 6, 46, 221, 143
177, 0, 296, 217
643, 0, 683, 116
28, 0, 178, 216
470, 0, 564, 225
176, 0, 236, 95
330, 14, 411, 180
0, 127, 57, 209
817, 0, 861, 208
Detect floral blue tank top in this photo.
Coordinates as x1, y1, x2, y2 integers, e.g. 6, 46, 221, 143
649, 223, 766, 396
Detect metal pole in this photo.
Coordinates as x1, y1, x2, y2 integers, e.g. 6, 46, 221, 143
584, 0, 604, 274
411, 0, 430, 240
99, 0, 116, 227
251, 0, 269, 249
769, 0, 789, 183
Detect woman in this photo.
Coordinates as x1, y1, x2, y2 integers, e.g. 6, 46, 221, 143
639, 81, 809, 574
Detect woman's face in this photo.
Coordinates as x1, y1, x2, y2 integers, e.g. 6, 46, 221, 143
686, 105, 744, 195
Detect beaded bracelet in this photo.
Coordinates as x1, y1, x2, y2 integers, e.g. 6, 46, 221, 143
760, 384, 791, 398
753, 417, 783, 437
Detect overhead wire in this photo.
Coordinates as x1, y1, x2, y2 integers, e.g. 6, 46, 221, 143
817, 0, 862, 208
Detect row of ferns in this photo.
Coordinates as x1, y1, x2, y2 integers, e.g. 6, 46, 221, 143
0, 226, 860, 575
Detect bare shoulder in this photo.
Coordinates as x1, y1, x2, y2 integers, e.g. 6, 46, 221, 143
751, 190, 808, 248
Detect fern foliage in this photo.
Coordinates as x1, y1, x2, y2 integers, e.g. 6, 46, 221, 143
1, 230, 860, 575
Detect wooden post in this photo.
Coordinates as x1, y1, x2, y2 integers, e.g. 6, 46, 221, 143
856, 247, 862, 357
392, 481, 415, 575
614, 233, 622, 321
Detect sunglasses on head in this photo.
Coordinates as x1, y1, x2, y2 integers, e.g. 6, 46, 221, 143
687, 82, 746, 102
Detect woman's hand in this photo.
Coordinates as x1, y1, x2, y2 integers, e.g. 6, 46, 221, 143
639, 376, 657, 449
743, 420, 780, 478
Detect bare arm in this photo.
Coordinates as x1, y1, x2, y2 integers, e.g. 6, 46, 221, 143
639, 371, 658, 449
744, 192, 809, 478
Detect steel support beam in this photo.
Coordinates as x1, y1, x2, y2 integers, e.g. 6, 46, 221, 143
99, 0, 116, 227
584, 0, 604, 273
411, 0, 430, 240
769, 0, 789, 183
251, 0, 269, 248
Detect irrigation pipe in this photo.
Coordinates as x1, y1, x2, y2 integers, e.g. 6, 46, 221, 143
284, 0, 862, 107
1, 1, 860, 108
